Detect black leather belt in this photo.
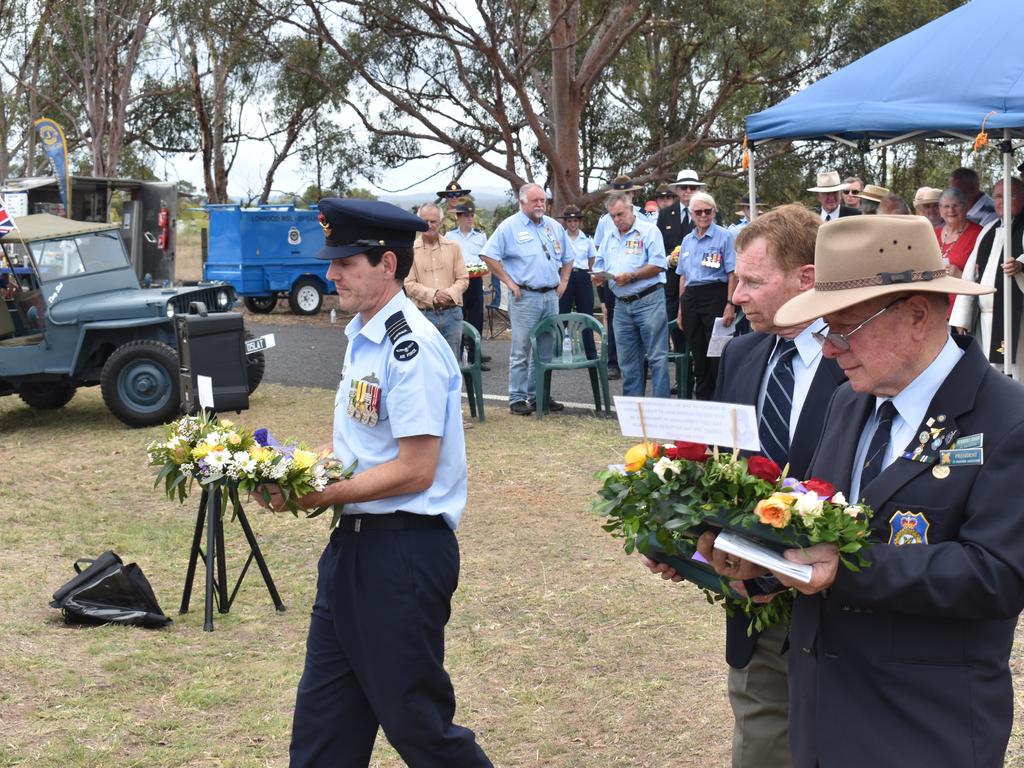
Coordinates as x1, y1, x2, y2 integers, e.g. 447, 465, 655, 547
337, 511, 448, 532
618, 284, 662, 303
572, 267, 589, 273
521, 285, 556, 293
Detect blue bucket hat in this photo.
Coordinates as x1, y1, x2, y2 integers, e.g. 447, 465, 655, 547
314, 198, 428, 260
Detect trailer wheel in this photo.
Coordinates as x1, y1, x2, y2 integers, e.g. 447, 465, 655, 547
288, 278, 323, 315
100, 340, 180, 427
18, 382, 77, 409
244, 295, 278, 313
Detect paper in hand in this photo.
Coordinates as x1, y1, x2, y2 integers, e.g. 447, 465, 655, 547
707, 316, 737, 358
713, 529, 812, 584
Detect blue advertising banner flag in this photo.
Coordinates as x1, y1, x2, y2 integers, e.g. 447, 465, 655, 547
34, 118, 71, 217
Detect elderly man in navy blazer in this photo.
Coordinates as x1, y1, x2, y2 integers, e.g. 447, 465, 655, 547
644, 204, 844, 767
701, 215, 1024, 767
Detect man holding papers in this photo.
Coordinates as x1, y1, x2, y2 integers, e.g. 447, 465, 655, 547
646, 204, 843, 768
701, 215, 1024, 768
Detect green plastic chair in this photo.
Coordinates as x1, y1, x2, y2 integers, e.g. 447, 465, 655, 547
529, 312, 610, 419
667, 320, 693, 399
459, 321, 485, 422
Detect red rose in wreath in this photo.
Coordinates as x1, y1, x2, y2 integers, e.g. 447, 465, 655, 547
803, 478, 836, 498
665, 441, 709, 462
747, 455, 782, 483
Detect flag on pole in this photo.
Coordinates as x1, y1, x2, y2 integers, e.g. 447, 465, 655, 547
0, 195, 15, 238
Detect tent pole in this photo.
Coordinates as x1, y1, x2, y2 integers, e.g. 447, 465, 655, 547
1002, 130, 1014, 378
747, 142, 758, 221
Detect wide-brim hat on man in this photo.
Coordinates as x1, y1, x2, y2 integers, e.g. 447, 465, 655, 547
556, 205, 584, 219
858, 184, 890, 204
774, 215, 993, 326
314, 198, 428, 260
913, 187, 942, 206
437, 179, 471, 197
669, 168, 706, 188
605, 175, 643, 193
807, 171, 849, 193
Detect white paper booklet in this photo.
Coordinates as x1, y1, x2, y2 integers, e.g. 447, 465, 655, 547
713, 529, 813, 584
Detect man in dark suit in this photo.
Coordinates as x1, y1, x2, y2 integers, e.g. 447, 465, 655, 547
808, 170, 861, 222
701, 215, 1024, 767
644, 204, 844, 767
658, 169, 703, 353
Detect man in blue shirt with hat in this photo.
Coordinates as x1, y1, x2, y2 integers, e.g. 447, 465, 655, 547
256, 198, 493, 768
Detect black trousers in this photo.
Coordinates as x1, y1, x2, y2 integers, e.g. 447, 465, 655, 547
461, 277, 485, 361
289, 525, 492, 767
558, 268, 597, 359
681, 281, 728, 400
599, 284, 618, 366
665, 270, 686, 352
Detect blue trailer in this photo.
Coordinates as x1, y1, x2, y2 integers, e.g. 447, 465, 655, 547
203, 204, 333, 315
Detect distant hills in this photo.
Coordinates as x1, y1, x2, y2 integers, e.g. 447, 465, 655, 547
377, 188, 513, 212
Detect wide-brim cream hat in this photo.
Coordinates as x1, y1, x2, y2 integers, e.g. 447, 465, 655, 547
807, 170, 849, 193
858, 184, 890, 203
774, 215, 993, 325
913, 186, 942, 206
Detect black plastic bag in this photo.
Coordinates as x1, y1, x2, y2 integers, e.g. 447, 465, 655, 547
50, 551, 172, 628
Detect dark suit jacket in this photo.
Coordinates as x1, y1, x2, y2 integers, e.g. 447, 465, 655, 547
657, 203, 694, 315
788, 336, 1024, 768
714, 331, 846, 668
820, 204, 861, 219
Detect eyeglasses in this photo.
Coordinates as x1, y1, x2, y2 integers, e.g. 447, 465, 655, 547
812, 297, 905, 351
691, 208, 715, 216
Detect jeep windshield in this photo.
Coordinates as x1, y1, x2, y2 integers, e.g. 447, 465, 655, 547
22, 231, 129, 282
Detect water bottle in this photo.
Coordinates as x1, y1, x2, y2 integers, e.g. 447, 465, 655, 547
330, 308, 337, 324
562, 333, 573, 364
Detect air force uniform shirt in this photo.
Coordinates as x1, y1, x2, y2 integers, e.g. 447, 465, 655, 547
568, 231, 597, 269
333, 291, 467, 529
676, 222, 736, 286
480, 211, 572, 287
593, 216, 667, 298
445, 227, 487, 268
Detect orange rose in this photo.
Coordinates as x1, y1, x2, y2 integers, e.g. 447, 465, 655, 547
624, 442, 661, 472
754, 492, 795, 528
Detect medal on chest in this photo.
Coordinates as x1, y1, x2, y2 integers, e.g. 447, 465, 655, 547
347, 373, 382, 426
701, 250, 722, 269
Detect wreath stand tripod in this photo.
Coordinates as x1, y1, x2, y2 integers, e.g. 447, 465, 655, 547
179, 482, 286, 631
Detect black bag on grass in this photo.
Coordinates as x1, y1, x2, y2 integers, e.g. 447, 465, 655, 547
50, 551, 172, 628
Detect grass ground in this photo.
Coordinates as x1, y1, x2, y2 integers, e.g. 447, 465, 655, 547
1, 386, 1021, 767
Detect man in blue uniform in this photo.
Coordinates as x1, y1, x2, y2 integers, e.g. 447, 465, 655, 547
481, 183, 573, 415
556, 204, 597, 359
676, 191, 736, 400
445, 202, 491, 369
258, 198, 493, 768
592, 191, 669, 396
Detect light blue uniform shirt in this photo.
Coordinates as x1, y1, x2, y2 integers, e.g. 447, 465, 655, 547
593, 205, 643, 252
568, 231, 597, 269
333, 291, 467, 529
480, 211, 572, 287
593, 215, 667, 298
445, 227, 487, 267
756, 319, 826, 443
849, 334, 963, 502
676, 222, 736, 286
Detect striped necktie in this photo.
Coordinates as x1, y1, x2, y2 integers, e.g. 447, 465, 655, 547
860, 400, 898, 489
758, 339, 798, 467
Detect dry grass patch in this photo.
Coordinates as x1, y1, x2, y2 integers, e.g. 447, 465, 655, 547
0, 387, 1021, 767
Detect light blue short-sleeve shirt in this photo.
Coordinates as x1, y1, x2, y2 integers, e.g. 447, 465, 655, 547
676, 222, 736, 286
333, 292, 467, 529
445, 227, 487, 267
592, 215, 667, 298
480, 211, 572, 287
568, 231, 597, 269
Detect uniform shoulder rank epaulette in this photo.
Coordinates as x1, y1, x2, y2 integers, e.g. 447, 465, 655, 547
384, 311, 419, 361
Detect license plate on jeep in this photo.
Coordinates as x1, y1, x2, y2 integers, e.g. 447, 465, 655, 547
245, 334, 275, 354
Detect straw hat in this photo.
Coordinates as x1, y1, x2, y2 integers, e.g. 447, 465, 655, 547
858, 184, 891, 204
774, 215, 993, 325
669, 169, 707, 188
807, 171, 849, 193
913, 187, 942, 206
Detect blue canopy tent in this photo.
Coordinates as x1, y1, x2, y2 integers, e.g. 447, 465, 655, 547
744, 0, 1024, 376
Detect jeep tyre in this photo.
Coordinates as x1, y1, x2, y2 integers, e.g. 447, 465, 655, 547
243, 295, 278, 313
288, 277, 323, 315
18, 382, 77, 409
100, 340, 180, 427
244, 330, 266, 394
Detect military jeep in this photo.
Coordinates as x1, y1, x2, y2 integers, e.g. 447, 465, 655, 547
0, 214, 264, 427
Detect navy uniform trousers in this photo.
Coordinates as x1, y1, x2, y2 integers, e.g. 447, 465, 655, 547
558, 267, 597, 359
290, 522, 492, 767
